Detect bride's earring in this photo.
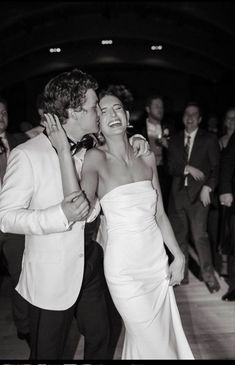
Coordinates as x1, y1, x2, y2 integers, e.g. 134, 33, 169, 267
126, 110, 133, 128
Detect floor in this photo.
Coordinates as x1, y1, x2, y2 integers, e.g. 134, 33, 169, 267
0, 269, 234, 362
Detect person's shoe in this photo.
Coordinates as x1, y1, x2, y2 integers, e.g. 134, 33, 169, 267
222, 289, 235, 301
204, 276, 220, 293
17, 330, 31, 347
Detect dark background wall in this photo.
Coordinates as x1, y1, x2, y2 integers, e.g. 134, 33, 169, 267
1, 1, 235, 132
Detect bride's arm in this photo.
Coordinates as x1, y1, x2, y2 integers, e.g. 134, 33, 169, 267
144, 152, 185, 286
80, 148, 102, 204
43, 113, 92, 223
44, 113, 81, 196
43, 113, 100, 222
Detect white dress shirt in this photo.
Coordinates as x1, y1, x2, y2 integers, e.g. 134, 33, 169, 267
146, 119, 162, 139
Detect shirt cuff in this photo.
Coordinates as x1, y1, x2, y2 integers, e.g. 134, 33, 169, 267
184, 166, 189, 175
204, 185, 212, 192
129, 134, 146, 145
59, 204, 73, 230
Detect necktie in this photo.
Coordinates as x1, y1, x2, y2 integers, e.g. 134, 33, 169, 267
0, 137, 6, 154
184, 135, 191, 186
0, 137, 7, 184
184, 135, 191, 162
69, 134, 96, 156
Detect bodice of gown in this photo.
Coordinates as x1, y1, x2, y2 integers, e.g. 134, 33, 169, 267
100, 180, 169, 298
100, 180, 158, 233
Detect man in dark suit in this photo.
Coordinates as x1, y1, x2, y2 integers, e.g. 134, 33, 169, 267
167, 101, 220, 293
219, 131, 235, 301
0, 95, 30, 344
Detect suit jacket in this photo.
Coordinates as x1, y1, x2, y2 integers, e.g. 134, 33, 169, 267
0, 132, 29, 183
0, 133, 87, 310
132, 116, 174, 142
168, 128, 220, 204
6, 131, 29, 150
219, 131, 235, 196
131, 117, 174, 169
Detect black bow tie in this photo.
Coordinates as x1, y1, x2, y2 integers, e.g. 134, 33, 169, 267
68, 134, 95, 156
43, 129, 96, 155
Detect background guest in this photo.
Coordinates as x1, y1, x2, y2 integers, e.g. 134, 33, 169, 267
167, 101, 220, 293
219, 130, 235, 301
132, 93, 174, 209
0, 95, 30, 345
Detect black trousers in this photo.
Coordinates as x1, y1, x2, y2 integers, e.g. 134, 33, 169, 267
168, 188, 214, 281
227, 215, 235, 291
28, 240, 111, 360
0, 231, 30, 334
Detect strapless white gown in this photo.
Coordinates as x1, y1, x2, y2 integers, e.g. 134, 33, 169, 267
100, 180, 194, 360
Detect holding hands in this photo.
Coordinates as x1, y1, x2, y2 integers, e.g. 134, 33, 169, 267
61, 191, 90, 222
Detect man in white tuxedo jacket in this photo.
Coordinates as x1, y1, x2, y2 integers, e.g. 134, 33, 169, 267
0, 70, 111, 360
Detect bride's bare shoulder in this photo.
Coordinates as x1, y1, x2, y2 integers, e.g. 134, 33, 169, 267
84, 147, 106, 165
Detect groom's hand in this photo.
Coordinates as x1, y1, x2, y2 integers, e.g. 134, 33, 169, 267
61, 191, 90, 222
129, 134, 150, 157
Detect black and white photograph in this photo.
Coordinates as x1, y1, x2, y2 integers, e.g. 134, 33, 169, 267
0, 1, 235, 362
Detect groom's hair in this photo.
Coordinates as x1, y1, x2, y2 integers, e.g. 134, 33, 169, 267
42, 69, 98, 124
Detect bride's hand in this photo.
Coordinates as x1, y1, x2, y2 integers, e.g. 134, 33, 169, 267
43, 113, 70, 154
168, 253, 185, 286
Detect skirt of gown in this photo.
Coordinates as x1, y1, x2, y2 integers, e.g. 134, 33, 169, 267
99, 180, 194, 360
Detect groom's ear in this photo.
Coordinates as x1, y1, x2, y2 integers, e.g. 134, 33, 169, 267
68, 108, 78, 120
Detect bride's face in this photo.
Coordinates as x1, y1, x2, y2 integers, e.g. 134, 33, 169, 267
99, 95, 129, 137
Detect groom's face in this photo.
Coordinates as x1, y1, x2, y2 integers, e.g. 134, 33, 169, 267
65, 88, 100, 141
76, 88, 100, 135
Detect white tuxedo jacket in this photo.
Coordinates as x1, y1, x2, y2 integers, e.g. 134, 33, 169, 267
0, 133, 87, 310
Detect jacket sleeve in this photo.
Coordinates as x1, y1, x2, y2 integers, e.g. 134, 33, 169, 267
219, 132, 235, 194
0, 147, 70, 235
204, 134, 220, 191
167, 138, 186, 177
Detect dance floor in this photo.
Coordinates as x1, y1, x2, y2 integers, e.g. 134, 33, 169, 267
0, 271, 234, 361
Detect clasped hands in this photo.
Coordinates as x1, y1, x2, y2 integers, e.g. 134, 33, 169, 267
61, 190, 90, 223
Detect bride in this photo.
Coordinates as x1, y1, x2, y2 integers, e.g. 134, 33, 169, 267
43, 90, 194, 360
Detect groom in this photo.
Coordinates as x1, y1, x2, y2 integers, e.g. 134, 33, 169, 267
0, 69, 148, 360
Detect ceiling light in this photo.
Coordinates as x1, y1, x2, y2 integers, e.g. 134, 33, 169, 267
151, 45, 163, 51
101, 40, 113, 45
49, 47, 61, 53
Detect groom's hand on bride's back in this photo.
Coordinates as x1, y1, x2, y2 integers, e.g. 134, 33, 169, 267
61, 191, 90, 222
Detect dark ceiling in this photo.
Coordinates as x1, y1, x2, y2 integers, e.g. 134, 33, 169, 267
1, 1, 235, 128
0, 1, 235, 88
